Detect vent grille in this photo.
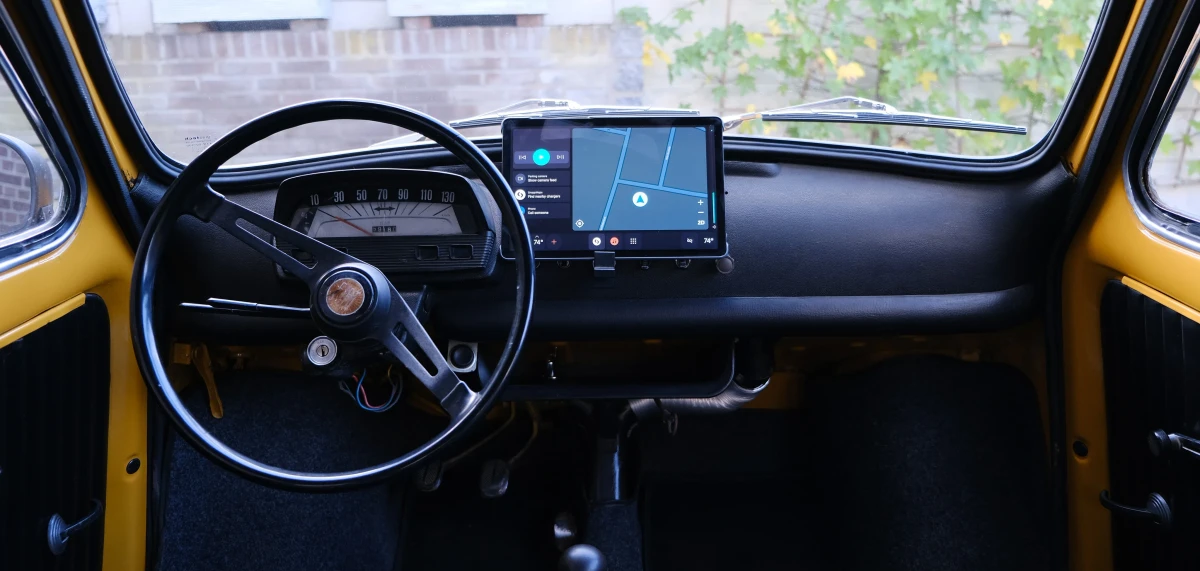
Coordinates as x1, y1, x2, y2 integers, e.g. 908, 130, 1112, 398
0, 295, 110, 570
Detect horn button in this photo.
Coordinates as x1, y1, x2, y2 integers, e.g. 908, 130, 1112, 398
315, 268, 379, 327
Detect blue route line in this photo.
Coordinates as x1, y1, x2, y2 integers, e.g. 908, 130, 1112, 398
598, 129, 631, 230
658, 127, 676, 186
595, 127, 628, 136
613, 178, 706, 198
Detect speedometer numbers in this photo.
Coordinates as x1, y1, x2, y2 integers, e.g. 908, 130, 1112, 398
293, 186, 465, 238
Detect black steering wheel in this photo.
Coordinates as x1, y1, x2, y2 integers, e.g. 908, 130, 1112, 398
131, 99, 535, 491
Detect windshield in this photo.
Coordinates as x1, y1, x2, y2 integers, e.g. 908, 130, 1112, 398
93, 0, 1105, 166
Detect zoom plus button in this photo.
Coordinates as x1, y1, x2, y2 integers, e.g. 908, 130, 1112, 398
587, 233, 605, 250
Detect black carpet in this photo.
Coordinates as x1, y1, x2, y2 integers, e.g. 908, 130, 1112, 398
639, 356, 1049, 571
158, 372, 443, 571
157, 356, 1049, 571
809, 355, 1051, 571
639, 410, 820, 571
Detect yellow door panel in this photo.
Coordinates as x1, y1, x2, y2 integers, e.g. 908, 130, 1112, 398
0, 172, 145, 570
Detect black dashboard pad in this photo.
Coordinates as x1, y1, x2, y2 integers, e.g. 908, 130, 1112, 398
502, 116, 727, 259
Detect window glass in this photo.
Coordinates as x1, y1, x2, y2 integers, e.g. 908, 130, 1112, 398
1150, 62, 1200, 219
0, 82, 66, 251
92, 0, 1106, 165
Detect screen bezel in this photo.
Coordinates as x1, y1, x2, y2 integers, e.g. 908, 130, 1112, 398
501, 116, 727, 260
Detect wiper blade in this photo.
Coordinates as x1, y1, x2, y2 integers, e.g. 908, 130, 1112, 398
371, 99, 700, 147
448, 98, 700, 129
723, 96, 1027, 135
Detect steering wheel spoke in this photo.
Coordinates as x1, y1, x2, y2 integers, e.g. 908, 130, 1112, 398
191, 184, 356, 284
376, 284, 478, 419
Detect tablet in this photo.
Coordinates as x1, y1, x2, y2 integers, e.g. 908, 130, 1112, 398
501, 116, 726, 259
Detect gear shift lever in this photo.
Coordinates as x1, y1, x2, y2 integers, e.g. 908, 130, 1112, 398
559, 544, 606, 571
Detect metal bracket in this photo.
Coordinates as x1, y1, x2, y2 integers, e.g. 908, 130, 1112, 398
593, 251, 616, 278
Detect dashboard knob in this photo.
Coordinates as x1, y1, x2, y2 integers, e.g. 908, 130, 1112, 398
715, 255, 735, 274
449, 344, 475, 369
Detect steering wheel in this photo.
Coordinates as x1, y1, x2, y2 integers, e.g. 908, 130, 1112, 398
131, 99, 535, 491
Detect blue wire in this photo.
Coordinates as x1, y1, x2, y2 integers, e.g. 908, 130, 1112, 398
354, 369, 400, 413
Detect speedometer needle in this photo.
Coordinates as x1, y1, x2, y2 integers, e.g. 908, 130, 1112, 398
321, 208, 373, 236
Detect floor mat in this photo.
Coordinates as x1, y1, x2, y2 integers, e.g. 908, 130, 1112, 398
640, 355, 1049, 571
158, 372, 442, 571
809, 355, 1050, 571
639, 410, 823, 571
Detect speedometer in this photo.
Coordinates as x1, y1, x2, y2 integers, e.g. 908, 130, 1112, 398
290, 201, 463, 238
271, 168, 498, 279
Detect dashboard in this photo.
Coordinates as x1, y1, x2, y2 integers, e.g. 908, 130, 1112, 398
157, 123, 1070, 343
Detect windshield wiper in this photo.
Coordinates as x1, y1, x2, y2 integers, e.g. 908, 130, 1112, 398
722, 96, 1027, 135
370, 98, 700, 147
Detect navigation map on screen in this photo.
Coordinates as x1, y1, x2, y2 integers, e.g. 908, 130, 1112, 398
570, 127, 710, 232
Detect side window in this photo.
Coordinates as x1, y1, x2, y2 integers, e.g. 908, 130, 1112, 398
0, 68, 68, 255
1149, 59, 1200, 220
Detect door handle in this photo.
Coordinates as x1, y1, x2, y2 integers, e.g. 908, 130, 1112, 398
1099, 490, 1172, 530
1148, 429, 1200, 460
46, 499, 104, 555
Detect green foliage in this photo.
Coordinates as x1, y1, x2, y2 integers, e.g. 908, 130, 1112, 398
1154, 67, 1200, 186
624, 0, 1102, 156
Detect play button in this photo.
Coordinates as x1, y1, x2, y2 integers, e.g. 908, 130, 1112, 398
632, 191, 648, 207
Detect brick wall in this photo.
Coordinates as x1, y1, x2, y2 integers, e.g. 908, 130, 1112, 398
103, 26, 644, 164
0, 142, 32, 235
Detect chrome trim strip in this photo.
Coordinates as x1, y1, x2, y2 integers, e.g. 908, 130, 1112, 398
0, 25, 85, 275
1128, 6, 1200, 253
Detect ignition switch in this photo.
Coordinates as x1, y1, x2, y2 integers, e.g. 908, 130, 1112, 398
306, 336, 338, 367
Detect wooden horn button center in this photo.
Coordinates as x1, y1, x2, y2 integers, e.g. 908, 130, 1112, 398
325, 277, 366, 316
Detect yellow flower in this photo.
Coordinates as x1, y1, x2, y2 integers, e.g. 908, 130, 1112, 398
864, 36, 878, 50
786, 13, 797, 24
836, 62, 865, 83
1037, 0, 1053, 8
1022, 79, 1039, 91
767, 19, 782, 35
746, 104, 757, 113
747, 32, 765, 47
823, 47, 838, 66
998, 95, 1018, 113
999, 32, 1011, 46
1192, 79, 1200, 93
642, 41, 654, 67
1056, 33, 1084, 59
917, 70, 937, 91
636, 21, 648, 31
653, 45, 672, 64
738, 62, 749, 74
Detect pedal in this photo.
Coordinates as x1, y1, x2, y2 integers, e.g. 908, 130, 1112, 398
414, 460, 444, 492
479, 459, 510, 498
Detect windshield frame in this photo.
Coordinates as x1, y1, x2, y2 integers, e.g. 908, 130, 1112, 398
62, 0, 1127, 184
